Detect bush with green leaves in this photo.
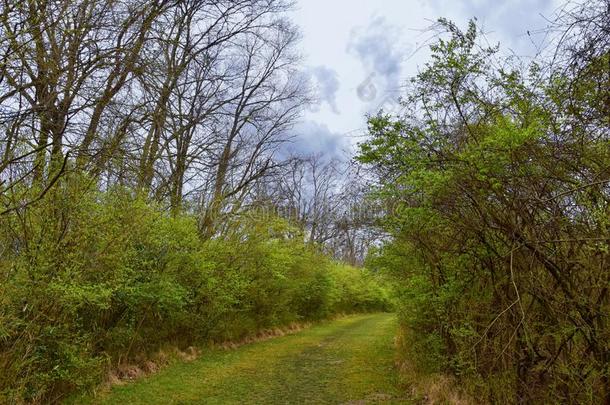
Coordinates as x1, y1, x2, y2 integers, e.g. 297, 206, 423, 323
359, 10, 609, 404
0, 181, 392, 403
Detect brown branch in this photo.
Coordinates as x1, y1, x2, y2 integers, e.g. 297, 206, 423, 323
0, 152, 70, 216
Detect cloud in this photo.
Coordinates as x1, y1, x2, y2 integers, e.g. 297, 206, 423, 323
282, 120, 351, 159
428, 0, 557, 54
347, 16, 412, 107
307, 66, 340, 114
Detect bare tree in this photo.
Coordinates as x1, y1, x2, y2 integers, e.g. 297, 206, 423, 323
198, 16, 307, 237
0, 0, 175, 213
0, 0, 306, 224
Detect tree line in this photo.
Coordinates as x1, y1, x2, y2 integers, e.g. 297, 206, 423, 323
0, 0, 388, 402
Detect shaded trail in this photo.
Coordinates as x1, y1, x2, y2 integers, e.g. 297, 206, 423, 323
88, 313, 410, 404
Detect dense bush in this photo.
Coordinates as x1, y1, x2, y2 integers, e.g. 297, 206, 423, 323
359, 7, 609, 404
0, 183, 392, 404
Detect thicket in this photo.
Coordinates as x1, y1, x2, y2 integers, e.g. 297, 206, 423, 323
0, 1, 394, 402
359, 2, 609, 403
0, 179, 391, 403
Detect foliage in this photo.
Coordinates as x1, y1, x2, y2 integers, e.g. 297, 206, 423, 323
359, 6, 609, 404
0, 181, 392, 403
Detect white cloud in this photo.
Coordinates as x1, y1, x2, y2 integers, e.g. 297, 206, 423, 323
307, 65, 341, 114
347, 16, 412, 106
283, 120, 351, 159
290, 0, 561, 157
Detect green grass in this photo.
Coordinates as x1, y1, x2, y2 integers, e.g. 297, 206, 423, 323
78, 313, 411, 404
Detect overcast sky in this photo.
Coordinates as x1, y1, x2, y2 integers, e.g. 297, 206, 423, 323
287, 0, 562, 158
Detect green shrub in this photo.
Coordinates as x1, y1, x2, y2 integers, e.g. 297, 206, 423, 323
0, 181, 392, 403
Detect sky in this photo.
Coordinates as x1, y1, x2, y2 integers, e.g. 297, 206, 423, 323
287, 0, 563, 158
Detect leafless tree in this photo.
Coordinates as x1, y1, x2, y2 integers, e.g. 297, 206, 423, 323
0, 0, 306, 224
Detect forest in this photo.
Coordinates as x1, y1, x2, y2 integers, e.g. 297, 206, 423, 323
0, 0, 608, 404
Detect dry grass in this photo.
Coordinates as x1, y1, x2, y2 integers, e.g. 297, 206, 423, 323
394, 330, 477, 405
216, 322, 311, 350
99, 321, 314, 394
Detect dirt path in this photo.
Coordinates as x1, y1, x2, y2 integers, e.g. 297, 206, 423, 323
86, 313, 410, 404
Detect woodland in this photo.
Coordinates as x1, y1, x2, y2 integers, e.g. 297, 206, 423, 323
0, 0, 608, 403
